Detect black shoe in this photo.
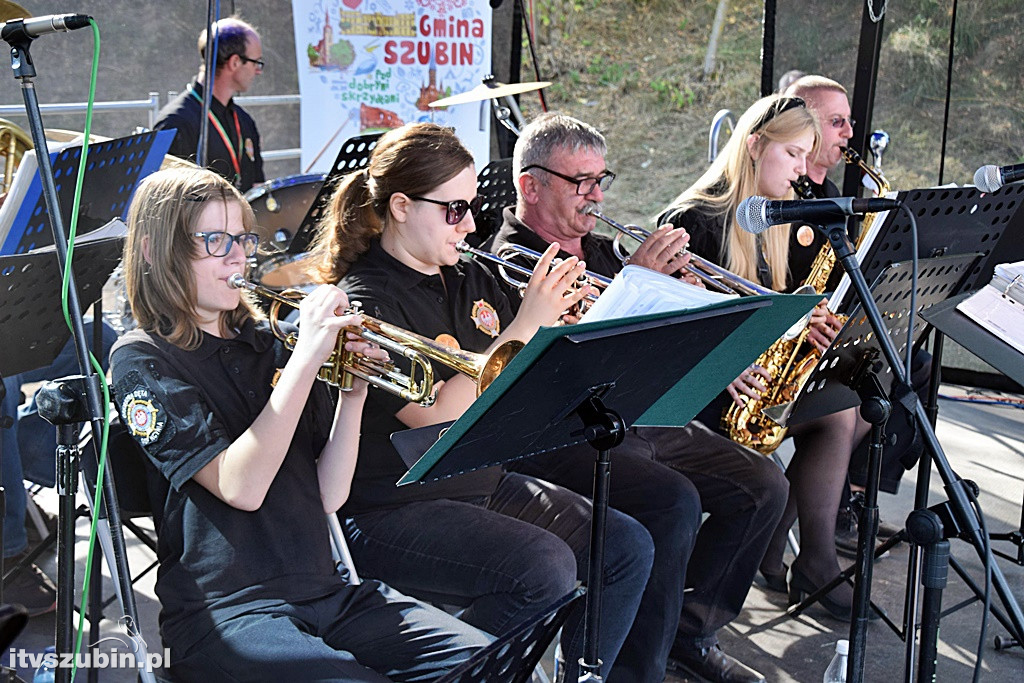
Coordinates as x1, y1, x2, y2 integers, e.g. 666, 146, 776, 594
668, 643, 765, 683
759, 563, 788, 593
3, 552, 56, 618
788, 566, 852, 621
847, 492, 902, 541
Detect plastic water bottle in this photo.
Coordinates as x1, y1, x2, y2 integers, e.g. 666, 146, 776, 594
823, 639, 848, 683
32, 646, 56, 683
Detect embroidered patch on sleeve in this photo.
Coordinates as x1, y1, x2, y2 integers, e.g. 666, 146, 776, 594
121, 386, 167, 447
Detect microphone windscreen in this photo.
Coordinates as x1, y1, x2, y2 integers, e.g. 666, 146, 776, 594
974, 165, 1002, 193
736, 196, 770, 234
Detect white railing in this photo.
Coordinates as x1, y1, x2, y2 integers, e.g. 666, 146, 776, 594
0, 91, 302, 162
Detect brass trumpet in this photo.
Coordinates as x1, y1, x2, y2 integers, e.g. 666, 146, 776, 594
583, 206, 774, 297
228, 274, 523, 405
455, 241, 611, 313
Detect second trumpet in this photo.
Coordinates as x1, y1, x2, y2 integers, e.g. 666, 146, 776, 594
455, 241, 611, 314
584, 206, 774, 297
228, 274, 523, 406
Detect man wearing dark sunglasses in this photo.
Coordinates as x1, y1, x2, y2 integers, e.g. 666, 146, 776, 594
483, 113, 787, 683
156, 17, 266, 192
783, 75, 854, 200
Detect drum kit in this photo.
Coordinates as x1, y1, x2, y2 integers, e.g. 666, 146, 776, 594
247, 77, 550, 291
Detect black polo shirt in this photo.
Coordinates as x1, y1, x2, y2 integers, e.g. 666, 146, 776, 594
110, 319, 341, 654
483, 207, 624, 311
337, 238, 510, 515
154, 80, 265, 192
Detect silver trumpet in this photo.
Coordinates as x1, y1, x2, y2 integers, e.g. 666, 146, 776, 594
456, 241, 610, 313
583, 206, 774, 297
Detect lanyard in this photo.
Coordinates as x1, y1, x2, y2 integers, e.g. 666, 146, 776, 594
188, 86, 243, 184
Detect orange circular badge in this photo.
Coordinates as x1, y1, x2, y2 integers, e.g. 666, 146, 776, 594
796, 225, 816, 247
434, 333, 460, 349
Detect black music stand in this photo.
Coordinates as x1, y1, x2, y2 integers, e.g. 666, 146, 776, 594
437, 587, 585, 683
799, 215, 1024, 682
471, 158, 515, 245
286, 133, 382, 254
0, 227, 160, 683
832, 183, 1024, 314
922, 292, 1024, 638
921, 292, 1024, 388
0, 130, 173, 255
396, 293, 820, 681
827, 188, 1024, 678
774, 253, 978, 429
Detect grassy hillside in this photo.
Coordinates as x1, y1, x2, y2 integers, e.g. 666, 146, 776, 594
518, 0, 1024, 226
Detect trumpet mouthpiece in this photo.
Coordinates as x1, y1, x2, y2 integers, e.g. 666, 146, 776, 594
228, 273, 247, 289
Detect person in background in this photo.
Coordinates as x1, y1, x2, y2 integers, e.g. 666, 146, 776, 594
155, 17, 265, 191
785, 74, 928, 552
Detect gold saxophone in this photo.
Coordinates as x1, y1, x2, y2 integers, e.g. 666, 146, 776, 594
723, 147, 890, 454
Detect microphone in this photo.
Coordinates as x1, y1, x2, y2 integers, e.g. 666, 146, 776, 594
0, 14, 92, 42
973, 162, 1024, 193
736, 196, 902, 235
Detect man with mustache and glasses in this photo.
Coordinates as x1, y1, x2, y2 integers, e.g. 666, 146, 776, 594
483, 112, 788, 683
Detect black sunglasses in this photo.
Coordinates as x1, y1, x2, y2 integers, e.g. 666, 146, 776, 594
193, 231, 260, 257
521, 164, 615, 195
238, 55, 265, 70
751, 96, 806, 133
408, 195, 483, 225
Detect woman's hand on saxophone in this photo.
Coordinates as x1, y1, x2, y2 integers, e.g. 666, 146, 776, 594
806, 298, 843, 352
727, 364, 772, 407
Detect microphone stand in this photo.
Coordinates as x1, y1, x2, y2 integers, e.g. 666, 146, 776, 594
3, 26, 141, 683
817, 218, 1024, 682
197, 0, 219, 167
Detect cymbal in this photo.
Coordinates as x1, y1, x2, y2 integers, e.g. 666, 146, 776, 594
0, 1, 27, 24
429, 81, 551, 108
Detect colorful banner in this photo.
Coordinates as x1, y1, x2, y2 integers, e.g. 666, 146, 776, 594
292, 0, 493, 173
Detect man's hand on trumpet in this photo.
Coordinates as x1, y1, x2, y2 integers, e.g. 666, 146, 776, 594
624, 224, 699, 283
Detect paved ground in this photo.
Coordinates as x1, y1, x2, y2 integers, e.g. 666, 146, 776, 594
4, 386, 1023, 682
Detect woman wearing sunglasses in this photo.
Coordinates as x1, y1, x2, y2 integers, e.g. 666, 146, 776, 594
659, 95, 863, 621
306, 122, 655, 682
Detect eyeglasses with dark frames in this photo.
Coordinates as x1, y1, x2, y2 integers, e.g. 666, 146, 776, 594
751, 96, 806, 133
407, 195, 484, 225
193, 231, 260, 257
239, 55, 265, 70
521, 164, 616, 195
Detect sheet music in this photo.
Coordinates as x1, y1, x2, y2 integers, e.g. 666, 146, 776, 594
0, 138, 83, 247
579, 265, 736, 323
957, 259, 1024, 355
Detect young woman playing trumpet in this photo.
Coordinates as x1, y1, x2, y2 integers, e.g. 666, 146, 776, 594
306, 122, 658, 682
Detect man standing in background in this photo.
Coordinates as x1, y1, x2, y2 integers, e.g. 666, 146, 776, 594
155, 17, 265, 192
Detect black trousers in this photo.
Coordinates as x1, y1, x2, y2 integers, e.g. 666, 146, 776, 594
509, 421, 788, 683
